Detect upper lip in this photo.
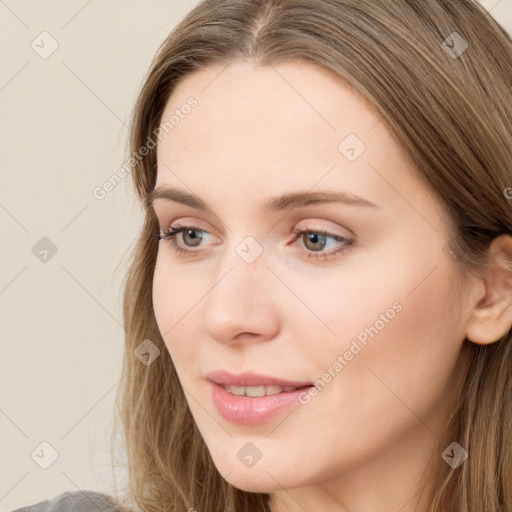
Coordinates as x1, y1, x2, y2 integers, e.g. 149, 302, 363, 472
207, 370, 313, 388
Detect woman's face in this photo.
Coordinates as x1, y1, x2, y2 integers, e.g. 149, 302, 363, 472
151, 60, 475, 510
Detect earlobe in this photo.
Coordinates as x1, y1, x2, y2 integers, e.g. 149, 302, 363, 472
466, 300, 512, 345
465, 234, 512, 346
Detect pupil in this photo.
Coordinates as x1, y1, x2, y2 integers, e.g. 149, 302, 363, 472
185, 229, 202, 246
306, 233, 326, 251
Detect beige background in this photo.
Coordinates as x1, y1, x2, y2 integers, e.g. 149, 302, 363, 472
1, 0, 511, 510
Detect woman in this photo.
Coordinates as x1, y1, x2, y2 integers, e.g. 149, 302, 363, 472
14, 0, 512, 511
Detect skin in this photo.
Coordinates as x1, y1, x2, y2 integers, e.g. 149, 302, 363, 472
151, 60, 512, 512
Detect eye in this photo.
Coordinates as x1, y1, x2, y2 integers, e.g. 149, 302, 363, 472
156, 223, 212, 256
290, 226, 354, 260
156, 223, 354, 261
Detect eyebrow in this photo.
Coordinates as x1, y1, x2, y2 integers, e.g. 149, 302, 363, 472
145, 186, 380, 213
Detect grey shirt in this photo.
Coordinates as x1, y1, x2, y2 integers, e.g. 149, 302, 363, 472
11, 490, 121, 512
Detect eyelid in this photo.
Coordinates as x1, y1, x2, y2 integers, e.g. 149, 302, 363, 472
162, 216, 351, 236
162, 217, 213, 233
295, 219, 354, 239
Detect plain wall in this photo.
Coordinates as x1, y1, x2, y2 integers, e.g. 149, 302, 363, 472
1, 0, 511, 510
0, 1, 201, 509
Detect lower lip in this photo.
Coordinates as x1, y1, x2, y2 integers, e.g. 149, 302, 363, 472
210, 381, 312, 424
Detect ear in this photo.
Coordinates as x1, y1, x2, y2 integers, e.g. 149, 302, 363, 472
466, 234, 512, 345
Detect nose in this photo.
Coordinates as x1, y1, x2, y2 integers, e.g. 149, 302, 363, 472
202, 251, 281, 346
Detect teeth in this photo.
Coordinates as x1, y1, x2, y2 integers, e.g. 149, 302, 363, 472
245, 386, 266, 397
224, 384, 299, 397
229, 385, 246, 396
265, 385, 284, 395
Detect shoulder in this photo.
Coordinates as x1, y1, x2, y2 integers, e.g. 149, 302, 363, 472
11, 490, 121, 512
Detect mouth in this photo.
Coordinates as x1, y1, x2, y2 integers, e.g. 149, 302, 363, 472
207, 372, 315, 424
220, 383, 312, 397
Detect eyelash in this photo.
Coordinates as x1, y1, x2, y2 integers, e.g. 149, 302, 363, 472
156, 223, 354, 261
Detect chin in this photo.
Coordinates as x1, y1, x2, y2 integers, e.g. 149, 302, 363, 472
210, 453, 302, 493
222, 470, 287, 493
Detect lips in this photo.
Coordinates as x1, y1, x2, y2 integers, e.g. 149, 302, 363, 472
207, 369, 313, 388
207, 370, 315, 424
209, 381, 313, 424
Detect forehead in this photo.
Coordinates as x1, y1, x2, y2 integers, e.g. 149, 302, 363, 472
154, 60, 423, 214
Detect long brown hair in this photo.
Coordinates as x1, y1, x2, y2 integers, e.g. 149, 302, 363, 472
110, 1, 512, 510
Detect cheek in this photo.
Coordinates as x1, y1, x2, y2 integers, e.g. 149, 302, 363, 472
303, 234, 457, 361
152, 249, 205, 324
302, 247, 464, 436
152, 255, 176, 332
152, 254, 203, 362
